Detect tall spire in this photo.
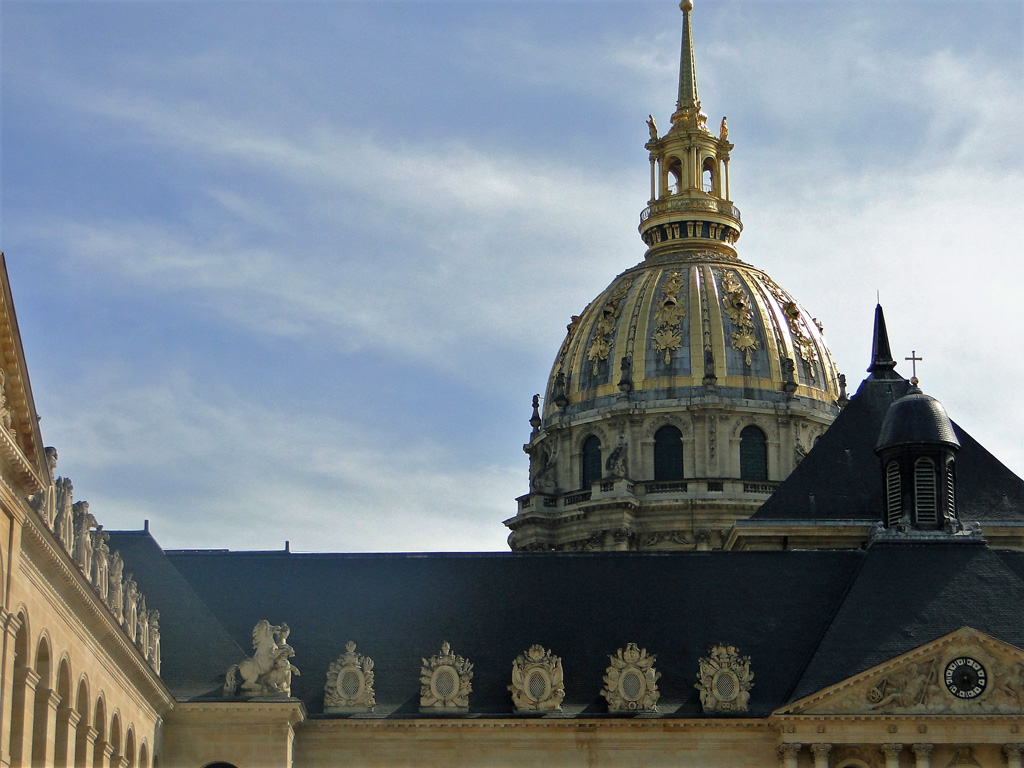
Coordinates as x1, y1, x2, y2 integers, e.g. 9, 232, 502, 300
638, 0, 739, 258
676, 0, 700, 113
867, 303, 898, 378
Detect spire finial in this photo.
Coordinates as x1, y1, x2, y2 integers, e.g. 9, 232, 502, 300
676, 0, 700, 114
867, 303, 898, 378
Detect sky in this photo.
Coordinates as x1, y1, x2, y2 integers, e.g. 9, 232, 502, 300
1, 0, 1022, 553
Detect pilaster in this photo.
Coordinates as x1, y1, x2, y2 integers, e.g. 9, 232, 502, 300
811, 743, 831, 768
779, 743, 802, 768
30, 688, 60, 767
55, 706, 80, 768
75, 725, 98, 768
913, 743, 933, 768
883, 743, 904, 768
1005, 745, 1023, 768
0, 611, 22, 768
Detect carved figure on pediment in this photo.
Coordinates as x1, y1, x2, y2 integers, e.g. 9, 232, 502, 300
647, 115, 659, 143
72, 501, 96, 575
866, 660, 939, 711
510, 645, 565, 712
602, 642, 660, 712
696, 644, 754, 713
223, 620, 298, 698
53, 477, 74, 551
122, 575, 139, 639
107, 551, 124, 620
998, 661, 1024, 706
147, 610, 161, 674
324, 641, 375, 712
90, 527, 110, 601
420, 641, 473, 712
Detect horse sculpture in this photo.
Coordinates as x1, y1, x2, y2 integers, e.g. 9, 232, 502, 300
224, 620, 298, 697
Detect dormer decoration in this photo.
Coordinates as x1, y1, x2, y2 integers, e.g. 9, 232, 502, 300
324, 641, 376, 713
695, 644, 753, 713
601, 642, 660, 712
420, 642, 473, 712
509, 644, 565, 712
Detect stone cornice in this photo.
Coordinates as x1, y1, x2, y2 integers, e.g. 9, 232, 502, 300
0, 425, 43, 495
168, 700, 306, 727
299, 717, 768, 732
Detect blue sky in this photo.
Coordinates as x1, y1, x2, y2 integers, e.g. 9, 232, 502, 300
2, 1, 1022, 552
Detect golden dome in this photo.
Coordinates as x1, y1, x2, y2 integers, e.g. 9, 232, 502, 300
544, 252, 840, 419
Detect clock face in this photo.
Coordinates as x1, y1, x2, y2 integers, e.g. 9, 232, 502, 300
944, 657, 987, 699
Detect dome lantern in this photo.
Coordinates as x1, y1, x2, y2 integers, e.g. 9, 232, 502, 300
640, 1, 742, 259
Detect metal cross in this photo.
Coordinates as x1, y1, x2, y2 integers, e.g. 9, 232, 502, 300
905, 350, 923, 379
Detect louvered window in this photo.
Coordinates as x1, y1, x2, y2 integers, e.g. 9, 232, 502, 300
581, 436, 602, 488
914, 457, 937, 524
946, 460, 956, 519
885, 460, 902, 527
654, 425, 684, 481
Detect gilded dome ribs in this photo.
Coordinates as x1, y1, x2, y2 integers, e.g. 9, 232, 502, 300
586, 278, 634, 377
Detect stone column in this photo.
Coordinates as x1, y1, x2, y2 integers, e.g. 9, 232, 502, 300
1005, 745, 1023, 768
812, 743, 831, 768
9, 667, 40, 768
30, 688, 61, 767
779, 743, 802, 768
913, 743, 933, 768
0, 611, 21, 768
723, 156, 731, 201
75, 726, 97, 768
883, 743, 903, 768
54, 706, 80, 768
649, 156, 657, 201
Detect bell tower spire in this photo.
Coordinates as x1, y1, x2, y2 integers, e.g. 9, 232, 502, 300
639, 0, 742, 259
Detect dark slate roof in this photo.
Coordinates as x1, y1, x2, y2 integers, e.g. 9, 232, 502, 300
876, 389, 959, 451
791, 544, 1024, 702
108, 530, 245, 699
162, 549, 863, 716
751, 375, 1024, 523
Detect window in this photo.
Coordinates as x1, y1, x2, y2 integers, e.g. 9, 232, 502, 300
581, 436, 602, 488
739, 426, 767, 481
702, 158, 716, 194
653, 425, 684, 481
914, 457, 937, 524
885, 460, 902, 526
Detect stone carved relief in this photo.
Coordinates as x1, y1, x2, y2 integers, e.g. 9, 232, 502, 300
720, 270, 759, 366
509, 645, 565, 712
530, 442, 558, 494
605, 432, 628, 478
787, 631, 1024, 715
651, 270, 686, 364
696, 644, 753, 713
420, 642, 473, 712
224, 620, 299, 698
324, 641, 376, 712
72, 501, 96, 575
53, 477, 74, 552
601, 643, 660, 712
586, 278, 634, 375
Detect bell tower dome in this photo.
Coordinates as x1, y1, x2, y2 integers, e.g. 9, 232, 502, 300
505, 2, 843, 553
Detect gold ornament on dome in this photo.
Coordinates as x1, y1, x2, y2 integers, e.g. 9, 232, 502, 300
509, 645, 565, 712
720, 270, 759, 366
651, 271, 686, 364
586, 277, 633, 375
766, 279, 819, 378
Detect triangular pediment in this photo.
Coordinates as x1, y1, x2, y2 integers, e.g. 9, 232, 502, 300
776, 627, 1024, 716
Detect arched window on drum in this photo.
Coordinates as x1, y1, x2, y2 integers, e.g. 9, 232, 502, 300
581, 436, 602, 488
653, 425, 684, 481
739, 426, 768, 481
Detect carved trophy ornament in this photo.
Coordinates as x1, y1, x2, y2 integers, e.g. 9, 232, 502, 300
223, 620, 300, 698
601, 642, 660, 712
324, 641, 376, 713
720, 270, 759, 366
509, 645, 565, 712
420, 641, 473, 712
696, 644, 754, 713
